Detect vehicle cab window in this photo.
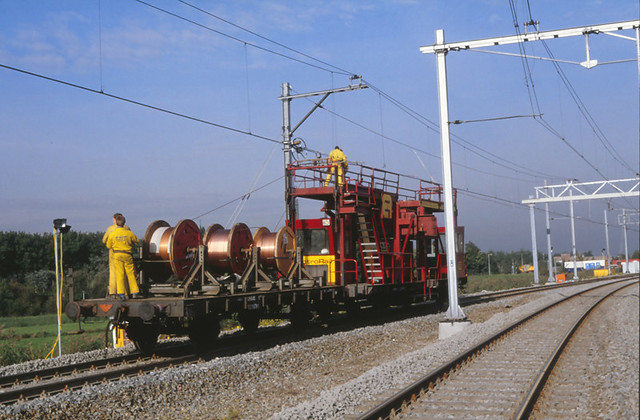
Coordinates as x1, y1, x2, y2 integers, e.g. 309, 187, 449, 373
296, 229, 329, 255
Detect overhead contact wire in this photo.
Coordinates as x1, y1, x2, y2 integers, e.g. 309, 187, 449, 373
0, 63, 281, 145
522, 0, 635, 176
363, 79, 566, 181
176, 0, 353, 76
134, 0, 345, 75
159, 1, 563, 183
193, 175, 283, 221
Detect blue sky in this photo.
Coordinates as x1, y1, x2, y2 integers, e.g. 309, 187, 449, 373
0, 0, 638, 255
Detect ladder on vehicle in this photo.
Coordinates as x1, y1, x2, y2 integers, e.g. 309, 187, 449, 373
357, 214, 385, 284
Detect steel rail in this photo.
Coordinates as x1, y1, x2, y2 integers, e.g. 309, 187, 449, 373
1, 276, 626, 407
0, 341, 193, 390
0, 354, 153, 389
0, 354, 200, 405
356, 276, 637, 420
514, 280, 638, 419
458, 275, 612, 306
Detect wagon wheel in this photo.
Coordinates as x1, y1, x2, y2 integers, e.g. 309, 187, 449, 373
345, 299, 361, 318
126, 319, 158, 355
188, 314, 221, 352
315, 302, 332, 323
289, 301, 311, 331
371, 293, 391, 311
238, 310, 261, 334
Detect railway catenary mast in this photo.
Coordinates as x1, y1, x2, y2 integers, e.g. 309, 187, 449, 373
279, 78, 368, 221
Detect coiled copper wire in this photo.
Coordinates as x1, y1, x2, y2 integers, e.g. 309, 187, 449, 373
203, 222, 253, 275
143, 219, 202, 281
252, 226, 296, 275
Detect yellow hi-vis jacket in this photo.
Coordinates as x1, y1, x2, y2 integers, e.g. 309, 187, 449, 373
103, 223, 130, 244
328, 148, 347, 167
106, 227, 139, 253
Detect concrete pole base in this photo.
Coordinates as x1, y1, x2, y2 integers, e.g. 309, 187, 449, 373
439, 320, 472, 340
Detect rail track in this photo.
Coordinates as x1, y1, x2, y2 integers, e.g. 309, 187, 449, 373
355, 276, 638, 419
0, 347, 198, 405
0, 276, 626, 407
459, 275, 607, 306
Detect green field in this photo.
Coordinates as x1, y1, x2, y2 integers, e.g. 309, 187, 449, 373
465, 269, 611, 293
0, 314, 108, 366
465, 273, 536, 293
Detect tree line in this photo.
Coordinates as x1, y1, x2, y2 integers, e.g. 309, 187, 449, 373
0, 231, 109, 316
465, 241, 639, 276
1, 231, 637, 317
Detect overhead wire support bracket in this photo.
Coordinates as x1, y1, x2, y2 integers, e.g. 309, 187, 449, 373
451, 113, 542, 124
420, 20, 640, 54
279, 78, 368, 221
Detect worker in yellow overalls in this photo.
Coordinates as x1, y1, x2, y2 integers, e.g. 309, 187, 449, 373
102, 213, 130, 297
106, 214, 140, 299
324, 146, 348, 187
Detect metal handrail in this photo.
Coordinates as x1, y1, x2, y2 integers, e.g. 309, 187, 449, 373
288, 159, 444, 202
331, 258, 358, 286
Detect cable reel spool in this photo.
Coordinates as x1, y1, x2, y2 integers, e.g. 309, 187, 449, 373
252, 226, 296, 275
203, 222, 253, 275
143, 219, 202, 281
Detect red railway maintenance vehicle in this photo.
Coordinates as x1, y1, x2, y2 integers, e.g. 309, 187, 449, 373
66, 159, 466, 353
289, 159, 466, 306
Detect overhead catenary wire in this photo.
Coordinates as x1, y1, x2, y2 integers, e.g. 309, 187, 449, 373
193, 175, 283, 221
226, 143, 279, 226
175, 0, 353, 77
150, 1, 569, 183
0, 62, 281, 145
538, 39, 638, 175
122, 1, 640, 184
508, 0, 543, 117
294, 88, 558, 183
459, 188, 640, 233
15, 4, 637, 198
362, 79, 567, 181
133, 0, 348, 75
451, 114, 542, 124
516, 1, 637, 177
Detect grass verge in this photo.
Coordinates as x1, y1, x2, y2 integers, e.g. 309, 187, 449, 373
0, 314, 108, 366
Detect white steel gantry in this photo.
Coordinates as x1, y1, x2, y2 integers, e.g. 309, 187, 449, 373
421, 21, 639, 307
618, 209, 640, 273
523, 178, 639, 282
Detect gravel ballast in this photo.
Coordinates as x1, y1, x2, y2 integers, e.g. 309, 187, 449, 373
1, 279, 637, 419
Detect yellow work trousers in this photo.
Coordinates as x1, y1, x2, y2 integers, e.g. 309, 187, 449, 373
108, 250, 117, 295
324, 164, 344, 186
112, 252, 139, 295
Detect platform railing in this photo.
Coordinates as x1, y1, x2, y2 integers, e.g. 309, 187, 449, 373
288, 159, 443, 201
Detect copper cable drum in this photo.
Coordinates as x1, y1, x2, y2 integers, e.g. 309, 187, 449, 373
143, 219, 202, 281
203, 222, 253, 275
252, 226, 296, 275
